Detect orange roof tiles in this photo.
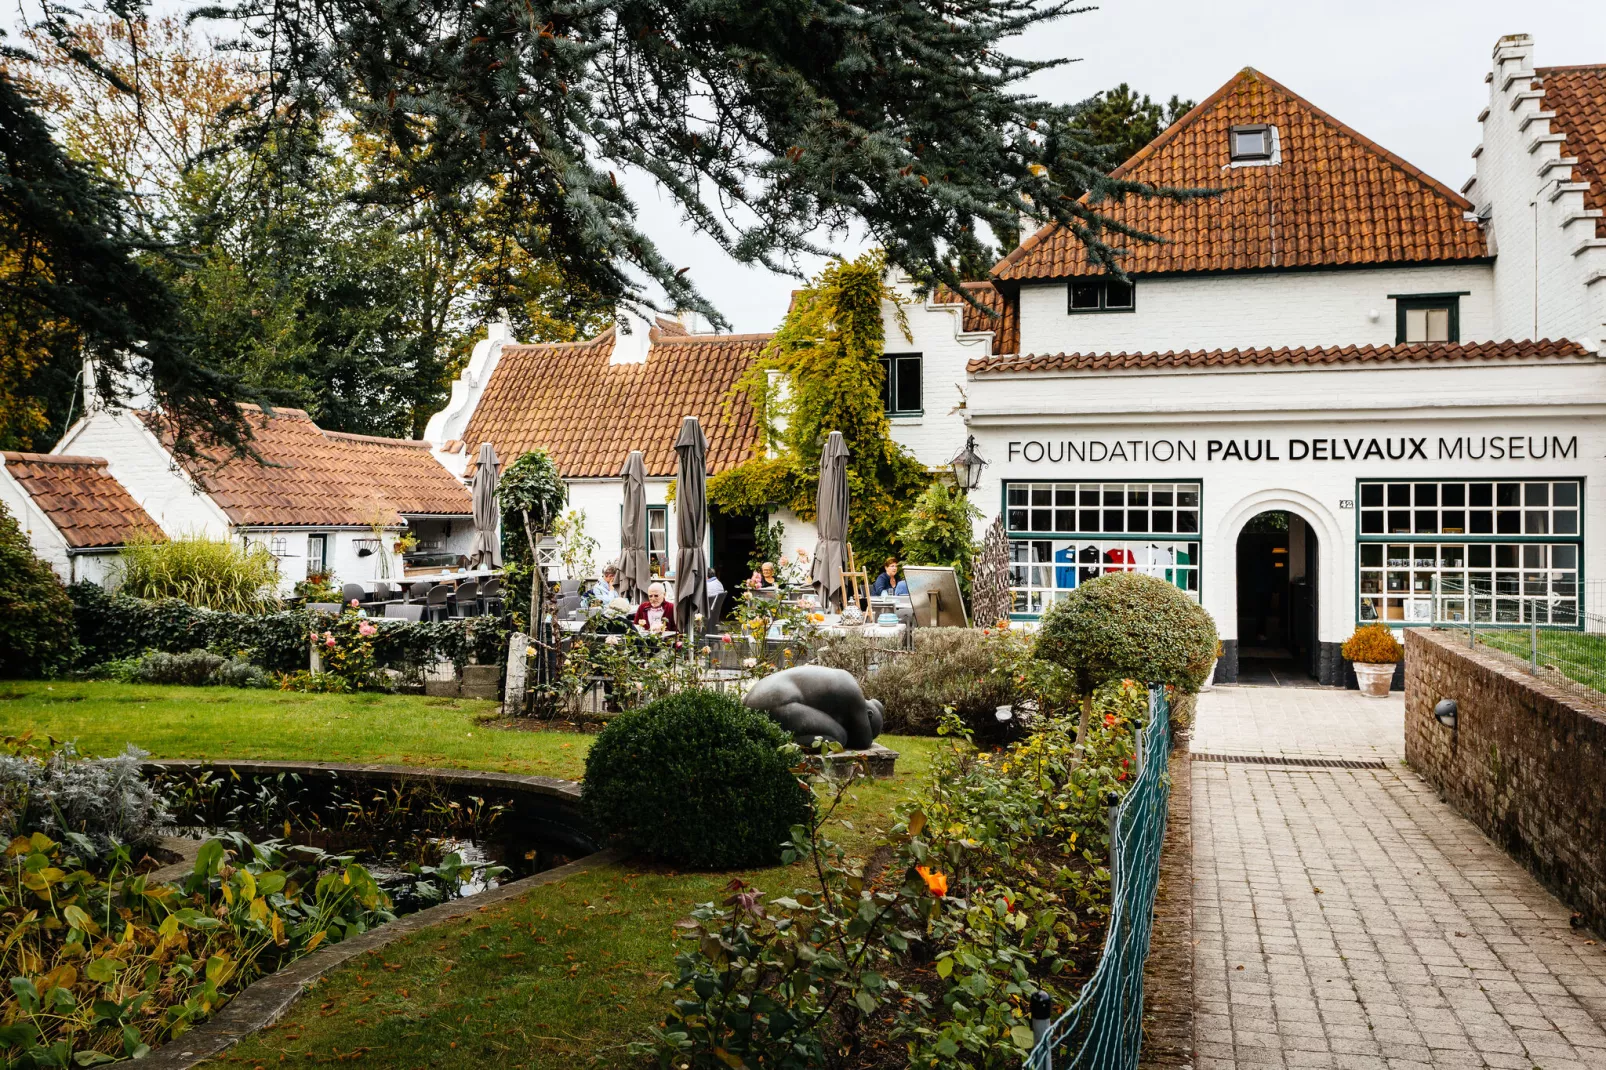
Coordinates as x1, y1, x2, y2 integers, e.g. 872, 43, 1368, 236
3, 452, 161, 548
933, 282, 1020, 356
1536, 64, 1606, 238
994, 68, 1488, 281
460, 326, 767, 478
967, 338, 1591, 375
151, 407, 471, 527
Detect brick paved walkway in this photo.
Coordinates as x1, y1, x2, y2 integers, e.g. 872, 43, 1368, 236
1190, 688, 1606, 1069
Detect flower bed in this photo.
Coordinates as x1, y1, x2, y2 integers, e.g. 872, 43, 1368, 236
636, 680, 1151, 1068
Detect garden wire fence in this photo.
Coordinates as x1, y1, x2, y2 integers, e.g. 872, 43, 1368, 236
1023, 684, 1172, 1070
1431, 578, 1606, 707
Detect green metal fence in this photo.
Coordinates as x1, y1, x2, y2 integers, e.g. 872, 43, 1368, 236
1023, 686, 1173, 1070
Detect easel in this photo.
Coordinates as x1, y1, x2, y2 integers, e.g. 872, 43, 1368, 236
842, 544, 871, 611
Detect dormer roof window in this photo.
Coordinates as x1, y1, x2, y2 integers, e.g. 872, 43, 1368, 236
1230, 124, 1273, 161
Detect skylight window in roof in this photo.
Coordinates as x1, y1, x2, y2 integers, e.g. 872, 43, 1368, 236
1229, 124, 1272, 161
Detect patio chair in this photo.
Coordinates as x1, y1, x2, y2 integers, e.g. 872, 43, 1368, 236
425, 584, 452, 622
703, 591, 727, 633
408, 580, 431, 603
477, 577, 504, 616
385, 603, 424, 621
341, 583, 366, 605
555, 594, 584, 621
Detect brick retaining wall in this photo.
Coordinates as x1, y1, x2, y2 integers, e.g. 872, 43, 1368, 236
1404, 628, 1606, 936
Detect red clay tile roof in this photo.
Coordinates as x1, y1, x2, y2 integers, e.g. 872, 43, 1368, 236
994, 68, 1488, 281
1536, 64, 1606, 238
967, 338, 1592, 375
150, 407, 470, 527
460, 326, 767, 478
933, 282, 1020, 355
3, 452, 162, 548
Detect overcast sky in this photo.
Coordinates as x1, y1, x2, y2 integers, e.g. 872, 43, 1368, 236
635, 0, 1606, 333
16, 0, 1605, 334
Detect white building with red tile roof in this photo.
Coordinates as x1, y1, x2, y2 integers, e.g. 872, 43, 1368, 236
55, 402, 473, 593
0, 452, 163, 584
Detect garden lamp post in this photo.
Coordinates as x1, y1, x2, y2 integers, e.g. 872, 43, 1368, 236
950, 434, 986, 492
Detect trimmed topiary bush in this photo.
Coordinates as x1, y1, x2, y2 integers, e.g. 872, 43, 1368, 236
0, 501, 79, 678
1035, 572, 1218, 741
581, 689, 813, 868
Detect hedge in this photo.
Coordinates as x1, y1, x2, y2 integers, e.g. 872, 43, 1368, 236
67, 583, 505, 675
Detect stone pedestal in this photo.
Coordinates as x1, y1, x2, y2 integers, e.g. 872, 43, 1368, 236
801, 742, 899, 780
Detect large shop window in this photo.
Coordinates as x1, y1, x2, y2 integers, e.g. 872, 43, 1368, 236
1357, 480, 1582, 626
1005, 482, 1201, 615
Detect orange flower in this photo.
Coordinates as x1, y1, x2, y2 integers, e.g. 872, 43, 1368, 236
1104, 713, 1117, 726
915, 866, 948, 897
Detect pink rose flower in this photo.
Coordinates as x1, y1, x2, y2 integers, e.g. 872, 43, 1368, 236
325, 637, 337, 648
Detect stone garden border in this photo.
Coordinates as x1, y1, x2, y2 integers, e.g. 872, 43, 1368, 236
135, 761, 622, 1069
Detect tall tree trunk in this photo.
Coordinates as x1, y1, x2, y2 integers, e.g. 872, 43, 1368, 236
1075, 690, 1094, 745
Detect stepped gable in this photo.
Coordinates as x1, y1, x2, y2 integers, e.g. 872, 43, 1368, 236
2, 452, 161, 548
460, 325, 767, 478
1535, 64, 1606, 237
994, 68, 1488, 281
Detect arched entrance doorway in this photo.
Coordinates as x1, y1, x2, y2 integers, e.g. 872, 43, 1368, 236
1234, 510, 1321, 685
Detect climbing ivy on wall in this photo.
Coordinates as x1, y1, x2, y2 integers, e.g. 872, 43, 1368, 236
708, 251, 931, 568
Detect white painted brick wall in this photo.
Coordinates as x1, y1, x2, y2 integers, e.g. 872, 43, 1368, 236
55, 411, 232, 538
965, 356, 1606, 645
881, 279, 994, 470
1470, 34, 1606, 351
0, 464, 71, 581
1015, 264, 1498, 357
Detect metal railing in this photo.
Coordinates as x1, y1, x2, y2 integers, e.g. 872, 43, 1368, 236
1428, 579, 1606, 706
1024, 686, 1173, 1070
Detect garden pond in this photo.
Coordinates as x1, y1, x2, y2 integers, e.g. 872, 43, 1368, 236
144, 760, 598, 914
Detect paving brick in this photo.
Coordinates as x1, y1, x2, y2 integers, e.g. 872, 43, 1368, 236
1188, 687, 1606, 1067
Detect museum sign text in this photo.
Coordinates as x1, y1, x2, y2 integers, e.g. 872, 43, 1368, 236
1005, 435, 1579, 464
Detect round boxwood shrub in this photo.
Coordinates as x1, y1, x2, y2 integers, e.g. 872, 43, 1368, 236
581, 689, 813, 868
1034, 571, 1218, 739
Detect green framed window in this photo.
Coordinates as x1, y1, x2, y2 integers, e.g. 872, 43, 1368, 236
1391, 292, 1464, 343
1005, 481, 1201, 616
879, 354, 922, 416
1356, 479, 1582, 627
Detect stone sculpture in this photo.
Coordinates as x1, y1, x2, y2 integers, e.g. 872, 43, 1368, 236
743, 665, 884, 751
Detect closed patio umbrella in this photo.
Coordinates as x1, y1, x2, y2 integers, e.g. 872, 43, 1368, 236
673, 417, 709, 628
811, 430, 849, 609
469, 442, 502, 568
619, 450, 650, 600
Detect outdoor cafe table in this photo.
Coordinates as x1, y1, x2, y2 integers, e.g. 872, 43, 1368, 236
399, 567, 502, 586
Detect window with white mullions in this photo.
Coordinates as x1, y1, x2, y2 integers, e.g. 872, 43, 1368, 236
879, 354, 922, 415
1359, 480, 1580, 536
1004, 482, 1202, 615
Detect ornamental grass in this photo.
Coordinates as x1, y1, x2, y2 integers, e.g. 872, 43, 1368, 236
115, 533, 281, 614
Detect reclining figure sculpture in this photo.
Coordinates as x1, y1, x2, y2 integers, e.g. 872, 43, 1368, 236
743, 665, 884, 751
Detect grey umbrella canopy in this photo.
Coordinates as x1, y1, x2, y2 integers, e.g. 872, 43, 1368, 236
673, 417, 709, 627
469, 442, 502, 568
618, 450, 650, 601
811, 431, 850, 608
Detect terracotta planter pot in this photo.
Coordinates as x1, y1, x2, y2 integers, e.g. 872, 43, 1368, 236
1353, 661, 1396, 697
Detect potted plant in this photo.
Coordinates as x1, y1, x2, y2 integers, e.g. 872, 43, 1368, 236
1342, 623, 1403, 697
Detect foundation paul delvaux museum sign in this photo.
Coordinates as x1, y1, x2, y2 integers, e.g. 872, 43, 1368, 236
1004, 434, 1581, 465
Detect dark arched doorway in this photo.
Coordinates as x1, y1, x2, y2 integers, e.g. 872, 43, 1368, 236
1235, 510, 1321, 686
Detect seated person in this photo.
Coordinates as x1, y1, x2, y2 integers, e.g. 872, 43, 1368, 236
633, 582, 677, 633
748, 561, 779, 589
587, 563, 622, 606
706, 568, 725, 600
870, 557, 901, 596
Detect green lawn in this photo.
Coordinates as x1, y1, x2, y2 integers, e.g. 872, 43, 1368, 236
1474, 627, 1606, 697
0, 681, 588, 779
210, 740, 939, 1069
0, 680, 941, 1068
